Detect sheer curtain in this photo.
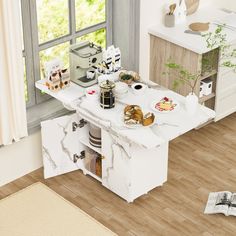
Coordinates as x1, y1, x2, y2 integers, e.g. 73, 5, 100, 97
0, 0, 28, 145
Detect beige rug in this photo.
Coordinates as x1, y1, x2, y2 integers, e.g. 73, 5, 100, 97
0, 182, 117, 236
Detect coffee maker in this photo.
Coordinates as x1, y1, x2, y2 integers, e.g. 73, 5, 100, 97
69, 41, 103, 87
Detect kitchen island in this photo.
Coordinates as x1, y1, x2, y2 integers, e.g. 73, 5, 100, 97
36, 80, 215, 202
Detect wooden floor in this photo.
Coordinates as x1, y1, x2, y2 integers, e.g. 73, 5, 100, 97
1, 113, 236, 236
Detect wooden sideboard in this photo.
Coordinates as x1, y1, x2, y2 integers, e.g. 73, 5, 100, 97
149, 7, 236, 121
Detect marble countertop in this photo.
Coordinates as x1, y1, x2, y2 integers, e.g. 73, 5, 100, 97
36, 80, 215, 148
148, 8, 236, 54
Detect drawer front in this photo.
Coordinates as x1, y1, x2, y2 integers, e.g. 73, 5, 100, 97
215, 87, 236, 121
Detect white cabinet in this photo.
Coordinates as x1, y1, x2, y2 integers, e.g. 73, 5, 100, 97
41, 114, 84, 178
215, 74, 236, 121
41, 114, 169, 202
215, 40, 236, 121
36, 79, 215, 202
102, 130, 168, 202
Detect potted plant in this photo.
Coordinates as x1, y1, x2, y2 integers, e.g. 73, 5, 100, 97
164, 61, 200, 115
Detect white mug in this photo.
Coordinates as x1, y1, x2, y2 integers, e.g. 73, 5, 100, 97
86, 71, 95, 80
131, 83, 147, 95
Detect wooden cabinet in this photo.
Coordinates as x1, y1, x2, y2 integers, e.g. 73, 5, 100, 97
149, 35, 236, 121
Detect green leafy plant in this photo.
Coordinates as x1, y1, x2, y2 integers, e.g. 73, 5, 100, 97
202, 24, 236, 72
163, 25, 236, 94
163, 61, 200, 94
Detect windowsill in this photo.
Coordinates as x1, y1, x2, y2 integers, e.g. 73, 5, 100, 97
27, 98, 73, 134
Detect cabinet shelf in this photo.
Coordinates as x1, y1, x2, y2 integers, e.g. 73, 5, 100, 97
79, 135, 102, 154
200, 70, 217, 80
199, 93, 216, 103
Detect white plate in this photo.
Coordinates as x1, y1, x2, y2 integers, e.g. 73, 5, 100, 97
150, 98, 180, 114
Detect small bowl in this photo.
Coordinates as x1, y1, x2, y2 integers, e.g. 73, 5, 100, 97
115, 90, 128, 99
114, 82, 128, 93
131, 83, 147, 95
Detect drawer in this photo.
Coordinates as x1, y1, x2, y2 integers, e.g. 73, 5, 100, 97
217, 69, 236, 93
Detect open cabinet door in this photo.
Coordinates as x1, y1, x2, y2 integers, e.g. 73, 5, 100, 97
41, 113, 85, 178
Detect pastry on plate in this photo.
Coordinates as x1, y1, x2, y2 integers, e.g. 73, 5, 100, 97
124, 105, 143, 125
142, 112, 155, 126
155, 97, 177, 112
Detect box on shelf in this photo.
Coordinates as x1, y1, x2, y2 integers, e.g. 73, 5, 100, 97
199, 82, 204, 98
201, 78, 213, 96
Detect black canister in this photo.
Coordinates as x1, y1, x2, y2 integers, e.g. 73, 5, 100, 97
100, 80, 115, 109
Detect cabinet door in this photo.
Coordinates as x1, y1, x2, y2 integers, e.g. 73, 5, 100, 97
41, 113, 85, 178
215, 72, 236, 121
102, 130, 131, 201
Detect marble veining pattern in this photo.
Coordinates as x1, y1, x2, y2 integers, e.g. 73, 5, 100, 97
41, 114, 81, 178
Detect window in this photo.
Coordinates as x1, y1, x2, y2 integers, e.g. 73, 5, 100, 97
20, 0, 112, 107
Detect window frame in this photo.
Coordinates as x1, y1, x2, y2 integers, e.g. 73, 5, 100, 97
21, 0, 113, 108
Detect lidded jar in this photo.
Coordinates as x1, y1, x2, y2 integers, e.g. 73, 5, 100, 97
100, 80, 115, 109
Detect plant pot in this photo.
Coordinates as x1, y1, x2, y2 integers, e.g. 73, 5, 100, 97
185, 92, 198, 115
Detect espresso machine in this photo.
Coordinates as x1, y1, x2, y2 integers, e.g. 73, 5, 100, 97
69, 41, 103, 87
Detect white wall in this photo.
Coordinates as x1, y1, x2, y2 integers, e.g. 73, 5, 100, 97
0, 131, 43, 186
214, 0, 236, 10
138, 0, 234, 81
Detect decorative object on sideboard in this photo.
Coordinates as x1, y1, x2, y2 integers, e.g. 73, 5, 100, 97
45, 58, 70, 92
189, 22, 210, 32
164, 3, 176, 28
185, 0, 200, 15
100, 80, 116, 109
201, 78, 213, 96
174, 0, 187, 25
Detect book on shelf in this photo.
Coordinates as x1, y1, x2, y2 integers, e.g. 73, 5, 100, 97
204, 191, 236, 216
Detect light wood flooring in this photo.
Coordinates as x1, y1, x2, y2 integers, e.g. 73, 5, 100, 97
1, 113, 236, 235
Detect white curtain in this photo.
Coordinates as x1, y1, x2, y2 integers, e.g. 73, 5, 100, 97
0, 0, 28, 145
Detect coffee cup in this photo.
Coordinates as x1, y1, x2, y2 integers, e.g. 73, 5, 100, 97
131, 83, 147, 95
86, 71, 95, 80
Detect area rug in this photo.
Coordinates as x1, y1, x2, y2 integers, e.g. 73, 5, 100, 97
0, 182, 117, 236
